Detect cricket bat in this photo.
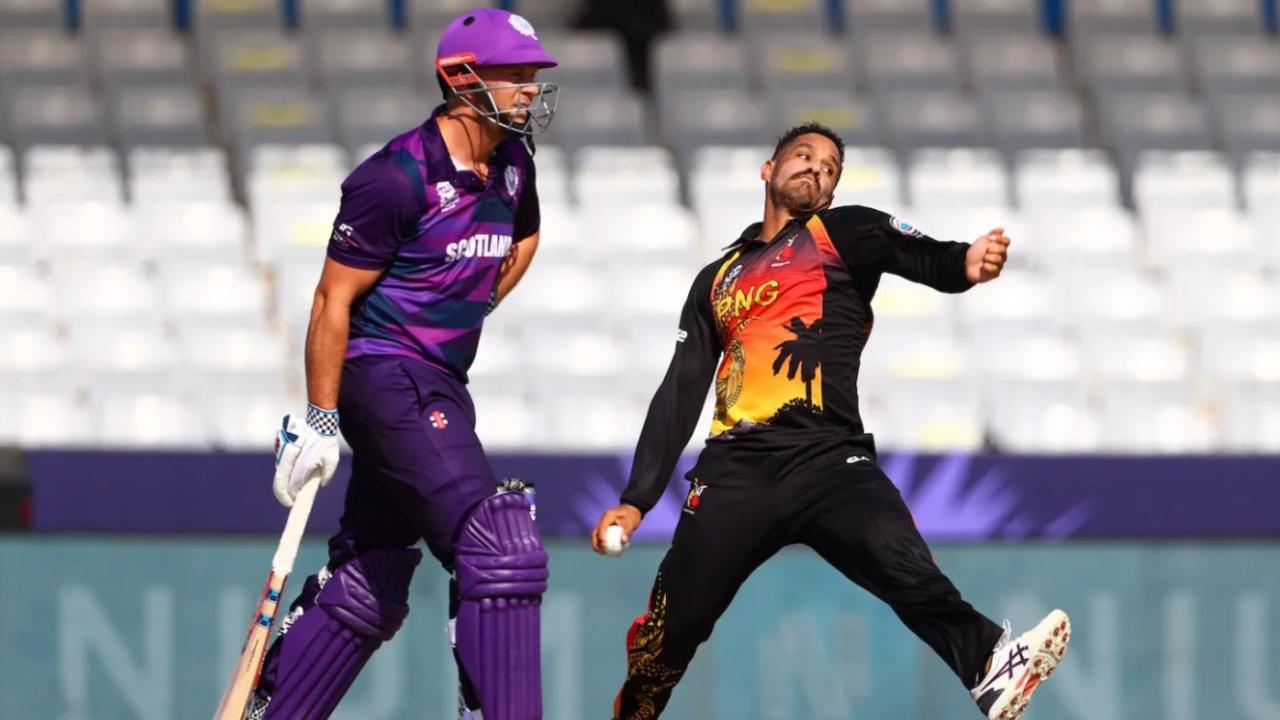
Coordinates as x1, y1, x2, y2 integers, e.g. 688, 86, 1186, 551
213, 479, 321, 720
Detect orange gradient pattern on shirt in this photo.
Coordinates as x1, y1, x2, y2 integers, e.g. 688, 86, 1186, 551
709, 216, 842, 434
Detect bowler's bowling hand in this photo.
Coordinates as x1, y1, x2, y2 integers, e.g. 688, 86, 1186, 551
591, 504, 642, 555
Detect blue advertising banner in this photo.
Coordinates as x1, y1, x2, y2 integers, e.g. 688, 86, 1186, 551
1, 539, 1279, 719
26, 450, 1280, 539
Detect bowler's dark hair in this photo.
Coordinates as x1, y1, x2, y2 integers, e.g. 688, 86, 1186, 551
772, 122, 845, 167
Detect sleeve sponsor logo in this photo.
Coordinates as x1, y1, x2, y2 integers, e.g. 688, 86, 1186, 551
330, 223, 356, 249
676, 329, 689, 343
889, 215, 923, 237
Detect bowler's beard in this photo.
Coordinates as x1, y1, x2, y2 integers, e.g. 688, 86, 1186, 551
770, 171, 828, 214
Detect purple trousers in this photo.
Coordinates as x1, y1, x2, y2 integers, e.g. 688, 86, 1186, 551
331, 354, 496, 571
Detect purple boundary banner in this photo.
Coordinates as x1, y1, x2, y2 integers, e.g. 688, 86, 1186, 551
25, 449, 1280, 539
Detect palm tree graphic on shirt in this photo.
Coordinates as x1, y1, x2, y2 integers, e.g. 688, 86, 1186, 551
772, 317, 824, 406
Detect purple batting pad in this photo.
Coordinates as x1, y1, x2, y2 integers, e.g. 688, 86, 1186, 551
454, 491, 549, 720
255, 548, 421, 719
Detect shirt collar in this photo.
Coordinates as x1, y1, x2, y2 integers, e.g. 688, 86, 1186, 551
727, 214, 812, 250
729, 221, 764, 248
422, 104, 515, 191
421, 105, 458, 185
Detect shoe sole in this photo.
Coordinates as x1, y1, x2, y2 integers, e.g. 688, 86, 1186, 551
992, 609, 1071, 720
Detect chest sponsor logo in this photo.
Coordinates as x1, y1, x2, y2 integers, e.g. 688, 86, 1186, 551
436, 181, 460, 213
715, 279, 781, 324
446, 233, 513, 262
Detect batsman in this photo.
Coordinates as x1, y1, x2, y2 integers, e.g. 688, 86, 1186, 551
253, 10, 558, 719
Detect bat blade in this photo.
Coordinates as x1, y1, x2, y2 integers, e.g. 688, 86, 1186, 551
212, 480, 320, 720
212, 572, 288, 720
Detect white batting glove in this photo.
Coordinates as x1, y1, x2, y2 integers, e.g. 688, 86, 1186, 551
272, 405, 341, 508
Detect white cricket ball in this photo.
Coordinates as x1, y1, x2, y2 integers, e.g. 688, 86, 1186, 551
603, 524, 629, 557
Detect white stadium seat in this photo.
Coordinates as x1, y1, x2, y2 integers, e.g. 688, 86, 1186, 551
92, 391, 206, 447
129, 147, 233, 204
138, 201, 252, 266
907, 148, 1010, 208
1015, 149, 1122, 209
0, 390, 95, 447
1132, 150, 1238, 214
33, 202, 139, 263
23, 145, 125, 205
53, 262, 161, 323
573, 146, 680, 208
158, 262, 269, 323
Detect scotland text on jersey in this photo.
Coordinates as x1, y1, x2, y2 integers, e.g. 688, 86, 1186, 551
446, 233, 514, 262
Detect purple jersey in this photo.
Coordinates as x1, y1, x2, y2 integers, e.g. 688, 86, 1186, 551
327, 105, 540, 380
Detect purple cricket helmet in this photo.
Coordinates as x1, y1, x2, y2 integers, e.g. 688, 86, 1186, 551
436, 9, 560, 136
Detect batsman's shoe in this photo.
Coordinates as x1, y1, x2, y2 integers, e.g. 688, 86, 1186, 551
970, 609, 1071, 720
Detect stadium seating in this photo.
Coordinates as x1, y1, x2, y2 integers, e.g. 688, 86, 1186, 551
298, 0, 392, 29
844, 0, 935, 35
963, 32, 1064, 92
0, 0, 1278, 453
81, 0, 173, 30
951, 0, 1041, 35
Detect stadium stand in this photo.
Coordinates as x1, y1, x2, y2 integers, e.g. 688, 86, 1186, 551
0, 0, 1276, 454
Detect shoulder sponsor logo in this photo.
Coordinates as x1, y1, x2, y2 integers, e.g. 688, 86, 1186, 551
436, 181, 459, 213
446, 233, 514, 262
676, 329, 688, 343
509, 13, 538, 38
504, 165, 520, 198
889, 215, 923, 237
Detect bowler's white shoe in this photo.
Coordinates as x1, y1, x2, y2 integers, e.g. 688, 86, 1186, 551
970, 609, 1071, 720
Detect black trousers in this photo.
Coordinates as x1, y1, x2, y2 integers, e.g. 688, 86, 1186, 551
613, 436, 1003, 720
